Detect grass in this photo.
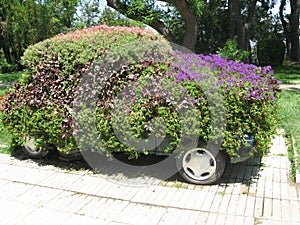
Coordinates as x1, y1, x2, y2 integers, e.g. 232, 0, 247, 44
273, 64, 300, 84
0, 71, 23, 83
276, 70, 300, 180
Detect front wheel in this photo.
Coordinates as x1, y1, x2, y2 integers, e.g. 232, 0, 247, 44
177, 148, 226, 185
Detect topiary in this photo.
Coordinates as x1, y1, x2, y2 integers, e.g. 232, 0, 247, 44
1, 25, 281, 162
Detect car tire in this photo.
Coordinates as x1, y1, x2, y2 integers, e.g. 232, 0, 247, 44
58, 150, 82, 162
22, 136, 48, 158
176, 146, 226, 185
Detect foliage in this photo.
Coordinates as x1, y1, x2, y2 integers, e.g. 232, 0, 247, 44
98, 7, 145, 27
0, 0, 80, 67
1, 25, 281, 159
168, 52, 280, 157
1, 25, 166, 154
217, 39, 250, 62
257, 38, 285, 67
75, 0, 102, 27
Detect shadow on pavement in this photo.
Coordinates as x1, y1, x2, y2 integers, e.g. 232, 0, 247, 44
12, 148, 264, 187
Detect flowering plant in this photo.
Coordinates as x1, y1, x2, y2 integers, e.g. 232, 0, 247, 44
168, 52, 280, 157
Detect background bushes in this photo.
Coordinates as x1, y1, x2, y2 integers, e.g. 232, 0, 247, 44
257, 38, 285, 67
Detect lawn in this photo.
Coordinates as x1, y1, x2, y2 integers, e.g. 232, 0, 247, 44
274, 64, 300, 178
273, 64, 300, 84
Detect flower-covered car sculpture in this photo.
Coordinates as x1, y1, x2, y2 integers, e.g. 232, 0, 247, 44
1, 25, 280, 184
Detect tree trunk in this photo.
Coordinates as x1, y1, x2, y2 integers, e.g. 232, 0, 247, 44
289, 0, 300, 61
280, 0, 290, 56
229, 0, 257, 54
2, 45, 12, 64
228, 0, 245, 50
174, 0, 198, 51
107, 0, 197, 51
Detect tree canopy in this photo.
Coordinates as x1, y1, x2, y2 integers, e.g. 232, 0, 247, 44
0, 0, 299, 69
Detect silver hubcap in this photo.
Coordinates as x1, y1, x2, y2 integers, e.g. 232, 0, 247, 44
24, 136, 38, 152
182, 148, 217, 181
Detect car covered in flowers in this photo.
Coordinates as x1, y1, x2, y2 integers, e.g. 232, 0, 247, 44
1, 25, 280, 184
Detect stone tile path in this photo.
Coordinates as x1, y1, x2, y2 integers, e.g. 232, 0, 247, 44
0, 133, 299, 225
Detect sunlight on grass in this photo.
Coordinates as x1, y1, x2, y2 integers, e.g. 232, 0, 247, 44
277, 90, 300, 174
274, 64, 300, 83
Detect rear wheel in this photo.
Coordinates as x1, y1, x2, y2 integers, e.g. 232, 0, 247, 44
22, 136, 48, 158
177, 147, 226, 185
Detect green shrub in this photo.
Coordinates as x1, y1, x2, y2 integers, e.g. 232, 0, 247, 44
217, 39, 249, 62
257, 38, 285, 67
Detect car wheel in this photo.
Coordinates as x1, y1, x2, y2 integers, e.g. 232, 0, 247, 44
22, 136, 48, 158
177, 147, 226, 185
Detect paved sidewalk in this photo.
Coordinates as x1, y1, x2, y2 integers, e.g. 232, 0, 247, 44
0, 133, 299, 225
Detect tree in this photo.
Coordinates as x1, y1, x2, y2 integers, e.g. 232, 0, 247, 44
106, 0, 199, 51
98, 7, 145, 27
280, 0, 300, 61
76, 0, 102, 27
0, 0, 80, 67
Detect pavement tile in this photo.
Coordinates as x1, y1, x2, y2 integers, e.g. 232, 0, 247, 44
14, 185, 63, 206
226, 194, 239, 215
224, 214, 237, 225
254, 197, 264, 218
20, 206, 72, 225
189, 189, 207, 210
290, 200, 300, 222
218, 194, 231, 214
262, 198, 273, 218
288, 185, 299, 201
244, 196, 255, 217
184, 211, 202, 225
235, 194, 247, 216
209, 192, 223, 213
215, 213, 227, 225
281, 199, 292, 221
272, 182, 281, 199
77, 197, 112, 218
96, 199, 129, 222
244, 216, 255, 225
272, 199, 282, 221
157, 208, 183, 225
0, 133, 299, 225
0, 182, 33, 201
200, 191, 216, 212
205, 212, 218, 225
0, 200, 35, 225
